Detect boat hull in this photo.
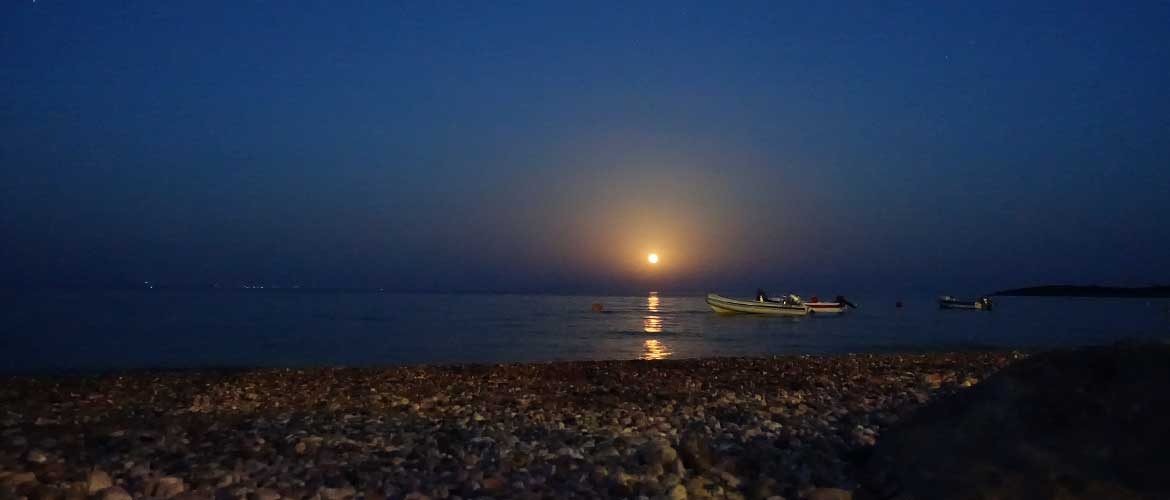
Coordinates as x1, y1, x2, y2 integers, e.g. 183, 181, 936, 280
938, 296, 992, 310
805, 302, 846, 314
706, 293, 808, 316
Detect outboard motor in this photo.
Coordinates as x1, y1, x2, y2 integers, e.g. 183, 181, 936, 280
835, 295, 858, 308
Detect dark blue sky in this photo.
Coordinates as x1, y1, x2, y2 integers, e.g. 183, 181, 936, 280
2, 1, 1168, 294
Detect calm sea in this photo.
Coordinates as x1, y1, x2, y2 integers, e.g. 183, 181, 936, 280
3, 290, 1168, 373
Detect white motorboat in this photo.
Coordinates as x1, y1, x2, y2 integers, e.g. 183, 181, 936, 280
801, 295, 857, 314
706, 293, 808, 316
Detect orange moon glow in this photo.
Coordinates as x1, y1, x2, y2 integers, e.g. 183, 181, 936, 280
647, 253, 659, 264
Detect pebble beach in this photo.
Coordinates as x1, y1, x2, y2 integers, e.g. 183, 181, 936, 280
0, 353, 1020, 500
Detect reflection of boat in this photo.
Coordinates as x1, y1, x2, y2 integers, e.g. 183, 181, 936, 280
706, 293, 808, 316
939, 296, 993, 311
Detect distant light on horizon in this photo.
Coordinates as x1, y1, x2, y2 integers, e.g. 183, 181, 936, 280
647, 253, 659, 265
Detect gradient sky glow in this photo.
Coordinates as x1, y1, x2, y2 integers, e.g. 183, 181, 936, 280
2, 1, 1168, 294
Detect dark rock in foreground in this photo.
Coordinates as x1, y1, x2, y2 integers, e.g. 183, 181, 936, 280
861, 343, 1170, 500
0, 354, 1017, 499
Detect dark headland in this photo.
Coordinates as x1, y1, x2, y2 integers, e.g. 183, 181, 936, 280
3, 345, 1168, 500
993, 285, 1170, 298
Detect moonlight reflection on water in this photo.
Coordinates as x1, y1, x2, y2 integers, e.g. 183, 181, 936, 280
641, 292, 669, 358
644, 293, 663, 333
640, 339, 671, 360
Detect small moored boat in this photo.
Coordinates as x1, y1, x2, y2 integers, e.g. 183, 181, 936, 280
938, 296, 993, 311
801, 295, 857, 314
706, 293, 808, 316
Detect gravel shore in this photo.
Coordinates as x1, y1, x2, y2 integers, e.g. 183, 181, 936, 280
0, 353, 1019, 500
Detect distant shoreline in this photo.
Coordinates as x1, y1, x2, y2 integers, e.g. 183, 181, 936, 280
993, 285, 1170, 298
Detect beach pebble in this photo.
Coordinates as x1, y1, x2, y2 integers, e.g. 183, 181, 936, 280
100, 486, 133, 500
155, 476, 186, 498
717, 470, 742, 488
679, 428, 713, 472
87, 469, 113, 494
686, 477, 712, 498
804, 487, 852, 500
320, 485, 356, 500
481, 476, 506, 494
1, 471, 37, 487
25, 448, 49, 463
641, 441, 679, 466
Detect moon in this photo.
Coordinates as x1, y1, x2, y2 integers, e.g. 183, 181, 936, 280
647, 253, 659, 264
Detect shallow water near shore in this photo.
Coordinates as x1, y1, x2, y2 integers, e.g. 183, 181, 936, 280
3, 290, 1168, 373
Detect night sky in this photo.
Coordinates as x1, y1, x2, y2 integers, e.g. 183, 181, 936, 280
3, 1, 1168, 294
